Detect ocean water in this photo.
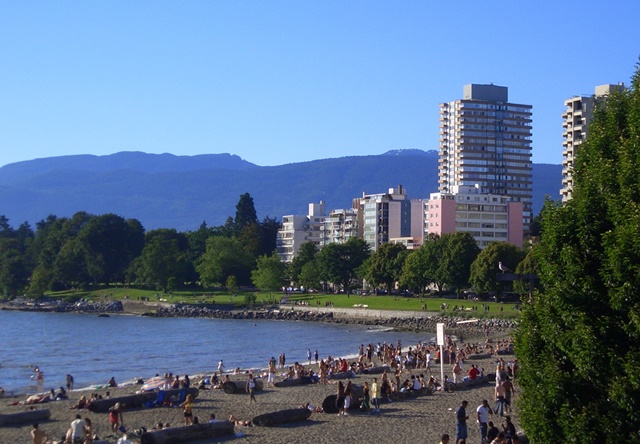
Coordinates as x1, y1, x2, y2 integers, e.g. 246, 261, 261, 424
0, 310, 431, 394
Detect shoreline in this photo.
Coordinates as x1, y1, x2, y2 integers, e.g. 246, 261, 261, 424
0, 299, 517, 335
0, 331, 521, 444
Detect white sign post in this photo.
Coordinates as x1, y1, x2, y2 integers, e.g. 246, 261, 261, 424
436, 322, 445, 389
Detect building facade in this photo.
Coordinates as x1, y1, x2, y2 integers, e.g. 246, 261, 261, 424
561, 83, 625, 201
354, 185, 423, 251
425, 185, 523, 249
439, 84, 533, 231
276, 202, 326, 263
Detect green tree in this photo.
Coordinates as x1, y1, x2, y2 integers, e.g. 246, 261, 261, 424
439, 232, 480, 295
399, 247, 431, 296
0, 238, 30, 298
422, 234, 447, 293
316, 238, 370, 293
298, 261, 322, 291
362, 243, 408, 294
513, 246, 540, 296
197, 236, 254, 287
515, 67, 640, 443
234, 193, 258, 234
289, 242, 319, 284
469, 241, 525, 297
131, 229, 193, 291
251, 252, 287, 292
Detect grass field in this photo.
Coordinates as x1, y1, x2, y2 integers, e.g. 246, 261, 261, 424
47, 286, 521, 318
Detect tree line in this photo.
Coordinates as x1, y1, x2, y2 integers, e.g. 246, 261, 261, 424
0, 193, 280, 298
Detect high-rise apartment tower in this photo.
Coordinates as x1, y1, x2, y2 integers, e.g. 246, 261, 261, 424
561, 83, 624, 202
439, 84, 533, 231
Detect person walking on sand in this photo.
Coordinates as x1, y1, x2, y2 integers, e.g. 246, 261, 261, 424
108, 403, 124, 437
477, 399, 493, 444
246, 374, 257, 404
180, 394, 194, 425
217, 359, 225, 375
456, 400, 469, 444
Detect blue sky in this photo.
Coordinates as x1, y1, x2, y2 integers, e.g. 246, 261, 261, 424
1, 1, 638, 168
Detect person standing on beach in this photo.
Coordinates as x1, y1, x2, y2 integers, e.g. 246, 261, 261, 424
371, 377, 381, 413
360, 381, 370, 412
180, 394, 194, 425
456, 400, 469, 444
246, 374, 257, 404
336, 381, 346, 416
66, 374, 74, 391
314, 349, 319, 364
307, 349, 312, 365
267, 359, 276, 387
108, 403, 124, 437
477, 399, 493, 443
217, 359, 225, 375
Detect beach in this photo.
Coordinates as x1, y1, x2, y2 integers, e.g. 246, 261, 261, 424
0, 342, 520, 444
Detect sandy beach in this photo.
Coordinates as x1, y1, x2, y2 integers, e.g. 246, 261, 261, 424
0, 340, 520, 444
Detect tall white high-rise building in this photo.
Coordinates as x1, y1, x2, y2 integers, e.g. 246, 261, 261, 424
561, 83, 625, 202
439, 84, 533, 231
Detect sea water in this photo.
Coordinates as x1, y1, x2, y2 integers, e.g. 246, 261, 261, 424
0, 310, 431, 394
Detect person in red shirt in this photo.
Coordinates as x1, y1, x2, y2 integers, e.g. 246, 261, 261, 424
467, 364, 480, 380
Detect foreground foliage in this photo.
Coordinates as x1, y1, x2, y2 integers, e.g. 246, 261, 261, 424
516, 65, 640, 443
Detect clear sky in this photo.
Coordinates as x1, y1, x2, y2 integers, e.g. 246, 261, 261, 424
1, 1, 638, 168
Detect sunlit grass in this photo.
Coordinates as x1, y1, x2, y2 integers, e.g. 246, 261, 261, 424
46, 287, 520, 318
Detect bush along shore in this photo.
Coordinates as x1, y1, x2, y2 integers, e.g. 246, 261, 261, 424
0, 298, 516, 335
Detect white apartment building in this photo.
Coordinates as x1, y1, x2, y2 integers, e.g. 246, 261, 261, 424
561, 83, 625, 201
276, 202, 326, 263
321, 208, 359, 246
439, 84, 533, 231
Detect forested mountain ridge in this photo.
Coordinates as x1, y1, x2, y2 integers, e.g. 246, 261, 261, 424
0, 150, 561, 231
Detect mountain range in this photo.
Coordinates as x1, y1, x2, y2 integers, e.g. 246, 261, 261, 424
0, 151, 562, 231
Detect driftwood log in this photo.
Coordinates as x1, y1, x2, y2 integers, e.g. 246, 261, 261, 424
466, 353, 492, 360
274, 377, 313, 388
88, 387, 199, 413
140, 421, 234, 444
0, 409, 51, 426
453, 376, 488, 390
252, 408, 311, 427
329, 371, 355, 380
363, 366, 390, 375
222, 379, 264, 394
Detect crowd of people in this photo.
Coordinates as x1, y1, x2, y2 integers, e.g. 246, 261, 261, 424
21, 333, 518, 444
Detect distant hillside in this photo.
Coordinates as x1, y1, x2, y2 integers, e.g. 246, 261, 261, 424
0, 151, 561, 231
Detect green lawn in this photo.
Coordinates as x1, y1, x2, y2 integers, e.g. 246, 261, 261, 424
46, 287, 521, 318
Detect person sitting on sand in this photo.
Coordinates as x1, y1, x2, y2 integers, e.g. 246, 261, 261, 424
83, 417, 93, 444
208, 413, 219, 423
108, 377, 117, 388
69, 395, 87, 410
